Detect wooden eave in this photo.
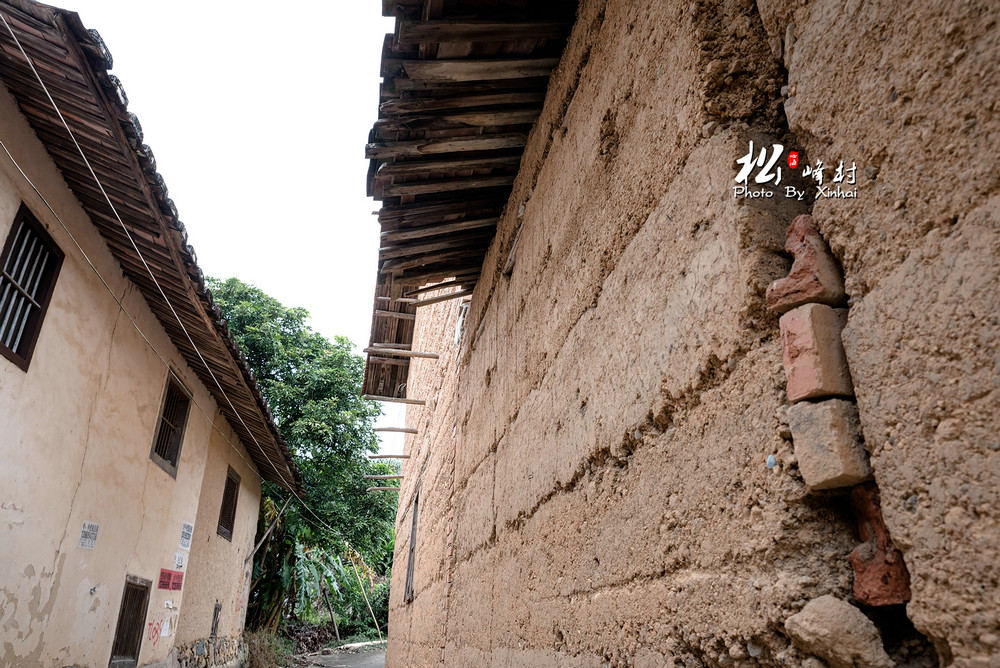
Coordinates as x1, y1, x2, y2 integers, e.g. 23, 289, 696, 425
362, 0, 576, 398
0, 0, 302, 492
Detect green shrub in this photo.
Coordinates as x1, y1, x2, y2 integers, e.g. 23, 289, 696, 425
246, 629, 293, 668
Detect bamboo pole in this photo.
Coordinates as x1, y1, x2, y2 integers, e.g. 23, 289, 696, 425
374, 427, 418, 434
364, 474, 404, 480
368, 454, 410, 459
366, 487, 401, 492
375, 296, 418, 304
363, 347, 438, 359
362, 394, 426, 405
413, 288, 474, 307
374, 309, 416, 320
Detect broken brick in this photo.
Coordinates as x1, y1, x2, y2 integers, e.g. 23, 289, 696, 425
780, 303, 854, 402
766, 214, 847, 313
788, 399, 872, 490
849, 482, 912, 606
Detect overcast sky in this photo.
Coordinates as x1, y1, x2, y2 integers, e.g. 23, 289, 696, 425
58, 1, 407, 448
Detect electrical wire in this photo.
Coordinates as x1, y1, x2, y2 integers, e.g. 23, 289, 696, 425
0, 10, 389, 558
0, 10, 297, 492
0, 136, 264, 485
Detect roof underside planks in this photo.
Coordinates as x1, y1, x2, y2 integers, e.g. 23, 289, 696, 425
0, 0, 301, 492
362, 0, 577, 399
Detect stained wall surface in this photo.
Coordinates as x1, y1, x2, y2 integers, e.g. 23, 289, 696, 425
0, 79, 259, 667
386, 0, 999, 666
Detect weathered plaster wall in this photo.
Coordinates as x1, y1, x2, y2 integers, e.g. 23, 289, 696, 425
388, 0, 999, 666
0, 81, 256, 667
175, 419, 262, 646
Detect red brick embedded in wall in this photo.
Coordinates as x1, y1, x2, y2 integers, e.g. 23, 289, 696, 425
780, 303, 854, 402
849, 482, 912, 606
766, 214, 847, 313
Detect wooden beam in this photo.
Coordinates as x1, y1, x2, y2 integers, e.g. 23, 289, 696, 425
366, 133, 527, 159
370, 342, 411, 349
404, 278, 469, 297
363, 394, 427, 405
414, 288, 474, 307
388, 58, 561, 83
367, 356, 410, 366
380, 232, 494, 261
379, 197, 501, 221
374, 108, 540, 132
368, 454, 410, 459
376, 296, 418, 303
375, 309, 416, 320
364, 348, 439, 359
381, 218, 498, 243
382, 174, 516, 197
379, 91, 546, 115
375, 427, 419, 433
378, 156, 520, 177
364, 474, 404, 480
366, 487, 401, 492
398, 20, 570, 45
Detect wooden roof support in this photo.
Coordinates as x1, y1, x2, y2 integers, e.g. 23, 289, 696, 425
382, 174, 516, 197
377, 156, 520, 177
375, 427, 419, 434
374, 109, 540, 132
365, 132, 527, 159
387, 58, 561, 83
363, 394, 427, 405
367, 356, 411, 366
378, 91, 546, 115
375, 296, 418, 304
397, 20, 570, 45
380, 218, 498, 244
364, 474, 404, 480
413, 288, 474, 307
374, 309, 416, 320
368, 454, 410, 459
363, 347, 439, 359
367, 487, 401, 492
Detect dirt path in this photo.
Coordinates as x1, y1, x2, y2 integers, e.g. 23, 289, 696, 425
297, 648, 386, 668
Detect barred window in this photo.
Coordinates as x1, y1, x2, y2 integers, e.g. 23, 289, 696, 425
217, 467, 240, 541
150, 376, 191, 476
0, 205, 63, 370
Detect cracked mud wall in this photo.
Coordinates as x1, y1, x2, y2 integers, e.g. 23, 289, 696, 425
387, 0, 999, 666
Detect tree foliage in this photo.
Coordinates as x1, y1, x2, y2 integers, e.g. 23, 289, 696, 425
207, 278, 397, 632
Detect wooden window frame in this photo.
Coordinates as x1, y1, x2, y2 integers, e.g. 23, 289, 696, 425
108, 574, 151, 668
217, 466, 240, 542
149, 373, 191, 478
0, 204, 64, 371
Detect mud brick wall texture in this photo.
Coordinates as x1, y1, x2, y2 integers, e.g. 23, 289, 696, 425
386, 1, 999, 666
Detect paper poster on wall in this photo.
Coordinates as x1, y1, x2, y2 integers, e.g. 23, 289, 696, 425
174, 552, 185, 569
179, 521, 194, 550
77, 521, 99, 549
158, 569, 184, 591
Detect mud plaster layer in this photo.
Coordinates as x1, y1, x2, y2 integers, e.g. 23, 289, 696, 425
387, 0, 1000, 665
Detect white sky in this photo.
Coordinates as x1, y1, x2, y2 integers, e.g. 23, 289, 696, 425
58, 1, 406, 450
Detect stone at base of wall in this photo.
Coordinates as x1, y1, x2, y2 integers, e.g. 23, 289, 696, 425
171, 636, 246, 668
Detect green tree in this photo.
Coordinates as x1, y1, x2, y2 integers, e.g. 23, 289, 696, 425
207, 277, 397, 631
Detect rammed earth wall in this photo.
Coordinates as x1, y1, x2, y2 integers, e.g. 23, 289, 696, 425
386, 0, 999, 666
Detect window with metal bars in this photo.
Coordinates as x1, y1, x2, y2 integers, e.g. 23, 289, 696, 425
217, 467, 240, 541
404, 489, 418, 603
0, 205, 63, 371
149, 376, 191, 477
109, 575, 150, 668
